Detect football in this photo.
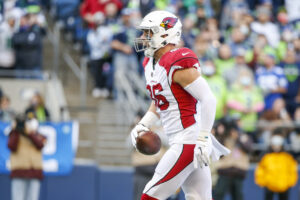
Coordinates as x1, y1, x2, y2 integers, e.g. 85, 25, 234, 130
136, 131, 161, 155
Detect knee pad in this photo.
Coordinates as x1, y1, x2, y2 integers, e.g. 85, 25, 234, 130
141, 193, 158, 200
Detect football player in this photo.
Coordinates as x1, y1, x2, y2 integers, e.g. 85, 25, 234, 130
131, 10, 230, 200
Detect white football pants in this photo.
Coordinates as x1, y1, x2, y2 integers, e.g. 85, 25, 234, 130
142, 144, 212, 200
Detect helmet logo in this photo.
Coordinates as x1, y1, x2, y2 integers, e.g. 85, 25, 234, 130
160, 17, 178, 30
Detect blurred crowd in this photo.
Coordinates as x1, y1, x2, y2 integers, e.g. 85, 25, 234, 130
64, 0, 300, 161
0, 0, 46, 78
0, 0, 299, 157
0, 87, 50, 123
1, 1, 299, 199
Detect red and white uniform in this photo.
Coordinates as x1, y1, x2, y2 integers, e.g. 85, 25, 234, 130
142, 48, 213, 200
144, 47, 201, 145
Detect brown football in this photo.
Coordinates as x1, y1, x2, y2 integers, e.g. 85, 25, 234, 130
136, 131, 161, 155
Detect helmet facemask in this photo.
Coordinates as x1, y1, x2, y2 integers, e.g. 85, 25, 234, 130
134, 26, 164, 57
134, 28, 152, 54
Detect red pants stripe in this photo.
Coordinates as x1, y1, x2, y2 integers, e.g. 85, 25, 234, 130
141, 193, 158, 200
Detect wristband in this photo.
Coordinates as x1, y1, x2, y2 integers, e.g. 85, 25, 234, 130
197, 131, 210, 141
139, 111, 159, 128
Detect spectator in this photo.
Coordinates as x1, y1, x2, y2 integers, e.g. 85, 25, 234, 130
255, 131, 298, 200
227, 27, 249, 57
193, 34, 213, 63
256, 53, 288, 111
246, 34, 277, 70
205, 18, 221, 45
25, 92, 50, 122
154, 0, 175, 11
181, 14, 198, 49
4, 0, 18, 13
214, 44, 235, 76
289, 108, 300, 159
80, 0, 122, 28
240, 12, 254, 34
0, 95, 15, 122
220, 0, 249, 31
293, 37, 300, 62
276, 28, 295, 61
111, 8, 140, 91
280, 50, 300, 117
25, 2, 47, 34
87, 12, 113, 98
213, 118, 252, 200
202, 60, 227, 121
12, 12, 43, 79
285, 0, 300, 22
258, 98, 292, 145
251, 6, 280, 48
104, 1, 121, 25
0, 10, 17, 70
8, 114, 46, 200
227, 69, 264, 140
195, 0, 215, 29
223, 48, 251, 88
277, 9, 290, 32
295, 106, 300, 123
139, 0, 154, 18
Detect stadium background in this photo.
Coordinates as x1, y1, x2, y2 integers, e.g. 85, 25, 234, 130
0, 0, 299, 199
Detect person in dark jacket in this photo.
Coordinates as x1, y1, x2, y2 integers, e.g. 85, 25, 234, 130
8, 114, 46, 200
12, 12, 43, 79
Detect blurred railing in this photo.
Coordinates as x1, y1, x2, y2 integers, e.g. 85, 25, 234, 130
47, 20, 88, 106
114, 68, 150, 124
0, 69, 50, 80
0, 71, 70, 121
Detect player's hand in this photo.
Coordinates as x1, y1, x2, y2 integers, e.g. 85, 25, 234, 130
193, 134, 211, 168
130, 123, 149, 148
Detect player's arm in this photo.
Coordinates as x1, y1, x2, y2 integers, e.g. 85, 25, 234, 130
141, 101, 160, 127
130, 101, 160, 148
173, 67, 216, 133
173, 67, 217, 167
148, 101, 160, 117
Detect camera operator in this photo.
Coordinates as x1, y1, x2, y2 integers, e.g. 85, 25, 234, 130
7, 114, 46, 200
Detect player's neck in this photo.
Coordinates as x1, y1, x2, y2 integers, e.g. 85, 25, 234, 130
153, 44, 176, 63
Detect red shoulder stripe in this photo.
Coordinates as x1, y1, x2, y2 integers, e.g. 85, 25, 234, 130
142, 57, 150, 69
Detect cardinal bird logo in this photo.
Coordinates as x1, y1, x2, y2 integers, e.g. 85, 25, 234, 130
160, 17, 178, 30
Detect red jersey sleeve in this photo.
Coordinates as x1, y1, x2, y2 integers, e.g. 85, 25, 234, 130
171, 48, 199, 69
167, 48, 200, 84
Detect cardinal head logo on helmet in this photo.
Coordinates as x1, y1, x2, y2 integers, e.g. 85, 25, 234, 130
160, 17, 178, 30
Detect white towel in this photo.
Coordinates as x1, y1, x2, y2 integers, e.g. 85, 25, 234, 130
210, 134, 231, 161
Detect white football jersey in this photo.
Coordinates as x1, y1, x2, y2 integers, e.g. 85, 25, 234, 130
143, 47, 202, 144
